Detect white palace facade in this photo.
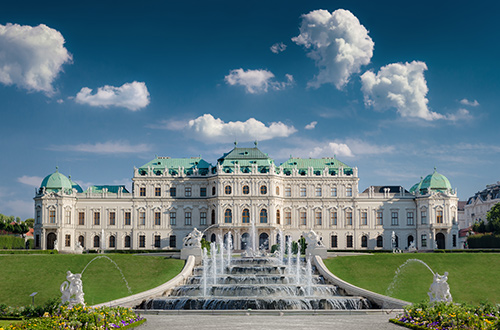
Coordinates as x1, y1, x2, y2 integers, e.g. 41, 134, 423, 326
33, 145, 460, 252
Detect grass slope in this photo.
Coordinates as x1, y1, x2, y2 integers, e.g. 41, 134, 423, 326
0, 254, 184, 307
324, 253, 500, 304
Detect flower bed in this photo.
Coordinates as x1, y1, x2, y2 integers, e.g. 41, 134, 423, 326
0, 304, 144, 330
391, 302, 500, 330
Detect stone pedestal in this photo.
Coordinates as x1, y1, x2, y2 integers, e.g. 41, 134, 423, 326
306, 246, 328, 259
181, 246, 202, 264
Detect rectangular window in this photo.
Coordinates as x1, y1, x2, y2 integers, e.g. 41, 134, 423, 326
155, 187, 161, 196
285, 211, 291, 225
300, 211, 307, 226
346, 211, 353, 226
346, 187, 352, 197
391, 212, 399, 226
125, 212, 131, 226
300, 187, 306, 197
140, 187, 146, 196
65, 210, 71, 224
170, 187, 176, 197
185, 212, 192, 226
154, 235, 161, 248
315, 187, 322, 197
453, 234, 457, 247
139, 211, 145, 225
154, 212, 161, 226
361, 212, 367, 226
185, 187, 192, 197
437, 210, 443, 223
200, 187, 207, 197
421, 210, 427, 224
346, 235, 353, 248
169, 235, 176, 248
65, 234, 71, 247
170, 212, 176, 226
376, 211, 383, 225
49, 210, 56, 223
36, 210, 41, 224
200, 212, 207, 225
78, 212, 85, 226
331, 235, 338, 248
285, 187, 291, 197
331, 187, 337, 197
35, 234, 40, 248
109, 212, 116, 226
315, 212, 322, 226
93, 212, 100, 225
407, 212, 414, 225
139, 235, 146, 248
331, 211, 337, 226
421, 234, 427, 247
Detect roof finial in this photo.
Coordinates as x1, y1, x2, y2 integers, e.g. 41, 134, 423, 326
234, 141, 237, 147
434, 166, 437, 172
254, 140, 258, 147
55, 166, 59, 172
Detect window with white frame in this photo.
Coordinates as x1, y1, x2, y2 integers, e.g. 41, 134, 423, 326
315, 187, 322, 197
346, 187, 352, 197
361, 211, 367, 225
331, 186, 337, 197
139, 211, 146, 225
315, 212, 322, 226
155, 187, 161, 196
391, 212, 399, 226
300, 211, 307, 225
93, 211, 100, 225
300, 187, 306, 197
170, 212, 176, 226
124, 212, 131, 226
421, 210, 427, 224
154, 212, 161, 226
376, 211, 383, 225
109, 212, 116, 226
331, 211, 337, 226
185, 187, 192, 197
407, 212, 414, 225
436, 210, 443, 223
346, 211, 353, 225
421, 234, 427, 247
285, 211, 291, 225
50, 210, 56, 223
285, 187, 291, 197
185, 212, 192, 225
65, 210, 71, 224
78, 212, 85, 225
200, 212, 207, 225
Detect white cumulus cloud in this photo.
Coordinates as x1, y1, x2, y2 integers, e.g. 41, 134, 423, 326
0, 23, 72, 95
17, 176, 44, 188
309, 142, 354, 158
460, 98, 479, 107
224, 68, 293, 94
292, 9, 374, 89
48, 141, 152, 154
270, 42, 287, 54
361, 61, 444, 121
172, 114, 297, 143
75, 81, 150, 111
305, 121, 317, 130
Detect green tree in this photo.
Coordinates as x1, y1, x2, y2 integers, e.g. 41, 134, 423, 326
486, 202, 500, 235
24, 218, 34, 229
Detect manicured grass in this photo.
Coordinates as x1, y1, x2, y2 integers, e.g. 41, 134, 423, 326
324, 253, 500, 304
0, 254, 184, 306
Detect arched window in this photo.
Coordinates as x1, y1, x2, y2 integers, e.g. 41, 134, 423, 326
109, 235, 116, 248
211, 210, 216, 225
212, 186, 216, 195
276, 210, 280, 225
376, 235, 383, 248
260, 209, 268, 223
276, 186, 279, 195
241, 233, 249, 250
225, 185, 232, 195
93, 236, 100, 248
242, 209, 250, 223
124, 235, 131, 248
78, 235, 85, 248
210, 233, 216, 243
260, 185, 267, 194
407, 235, 414, 249
259, 233, 269, 250
361, 235, 368, 248
224, 209, 232, 223
243, 185, 249, 195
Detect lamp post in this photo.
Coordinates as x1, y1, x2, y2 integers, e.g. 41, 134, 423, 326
30, 292, 37, 305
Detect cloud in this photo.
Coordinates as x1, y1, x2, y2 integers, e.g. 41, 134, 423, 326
305, 121, 317, 130
309, 143, 354, 158
224, 69, 293, 93
460, 98, 479, 107
292, 9, 374, 89
165, 114, 297, 143
17, 176, 43, 188
270, 42, 287, 54
75, 81, 150, 111
344, 138, 395, 155
361, 61, 445, 121
48, 141, 152, 154
0, 23, 72, 95
443, 108, 473, 122
0, 198, 34, 220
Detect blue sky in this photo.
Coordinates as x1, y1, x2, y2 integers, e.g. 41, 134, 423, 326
1, 0, 499, 220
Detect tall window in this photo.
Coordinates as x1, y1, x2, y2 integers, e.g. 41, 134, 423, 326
315, 212, 322, 226
93, 236, 100, 248
242, 209, 250, 223
225, 185, 232, 194
285, 187, 291, 197
346, 211, 353, 225
331, 235, 338, 248
78, 235, 84, 248
212, 187, 216, 195
346, 187, 353, 197
260, 185, 267, 194
421, 234, 427, 247
276, 186, 279, 195
407, 212, 414, 225
125, 212, 131, 226
170, 212, 176, 226
285, 211, 291, 225
109, 235, 116, 248
300, 187, 306, 197
211, 210, 215, 225
224, 209, 232, 223
109, 212, 116, 226
421, 210, 427, 224
331, 211, 337, 226
185, 187, 192, 197
453, 234, 457, 247
49, 210, 56, 223
436, 210, 443, 223
170, 187, 176, 197
361, 235, 368, 248
200, 187, 207, 197
243, 185, 249, 195
361, 211, 367, 226
376, 211, 383, 225
169, 235, 176, 248
200, 212, 207, 225
155, 187, 161, 196
300, 211, 306, 226
185, 212, 192, 225
36, 210, 41, 224
65, 210, 71, 224
154, 235, 161, 248
65, 234, 71, 247
331, 187, 337, 197
140, 187, 146, 196
315, 187, 322, 197
93, 212, 100, 225
376, 236, 383, 248
154, 212, 161, 226
139, 211, 145, 225
139, 235, 146, 248
78, 212, 85, 225
260, 209, 268, 223
276, 210, 281, 225
124, 235, 131, 248
391, 212, 399, 226
346, 235, 353, 248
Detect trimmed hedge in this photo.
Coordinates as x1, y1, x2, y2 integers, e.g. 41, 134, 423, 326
467, 233, 500, 248
0, 249, 57, 255
0, 235, 25, 249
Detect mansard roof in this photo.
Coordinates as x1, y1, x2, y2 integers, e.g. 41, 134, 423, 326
139, 156, 211, 175
466, 182, 500, 204
217, 146, 275, 173
279, 157, 353, 175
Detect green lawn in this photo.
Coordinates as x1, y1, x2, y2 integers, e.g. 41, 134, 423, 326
0, 254, 184, 307
324, 253, 500, 305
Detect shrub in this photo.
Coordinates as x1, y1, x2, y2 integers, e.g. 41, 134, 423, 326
467, 233, 500, 249
0, 236, 26, 249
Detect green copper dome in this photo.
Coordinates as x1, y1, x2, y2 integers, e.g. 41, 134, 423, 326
419, 169, 452, 194
69, 176, 83, 193
40, 167, 73, 192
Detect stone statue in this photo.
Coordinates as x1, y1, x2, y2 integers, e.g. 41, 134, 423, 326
304, 229, 324, 248
183, 228, 203, 248
60, 271, 85, 307
428, 272, 452, 303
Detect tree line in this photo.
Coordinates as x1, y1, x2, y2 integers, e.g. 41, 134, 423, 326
0, 213, 33, 236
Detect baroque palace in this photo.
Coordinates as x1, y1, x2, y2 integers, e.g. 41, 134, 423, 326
34, 145, 460, 252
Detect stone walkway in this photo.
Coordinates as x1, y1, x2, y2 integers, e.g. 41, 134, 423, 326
136, 311, 402, 330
